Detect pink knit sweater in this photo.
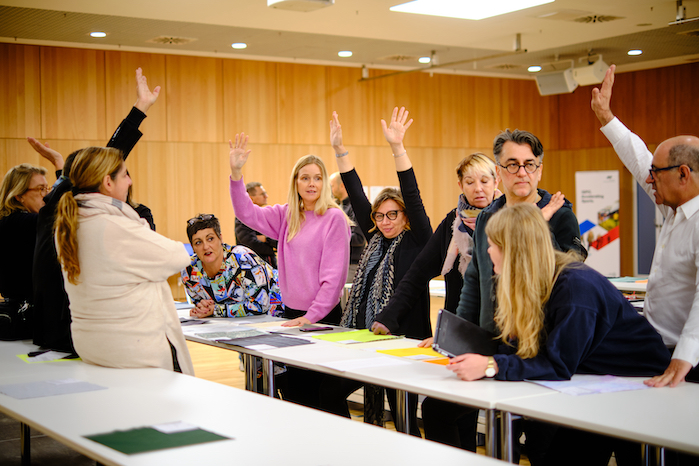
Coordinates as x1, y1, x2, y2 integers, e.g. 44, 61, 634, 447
230, 178, 350, 323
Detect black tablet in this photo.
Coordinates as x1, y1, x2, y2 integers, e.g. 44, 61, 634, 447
432, 309, 498, 358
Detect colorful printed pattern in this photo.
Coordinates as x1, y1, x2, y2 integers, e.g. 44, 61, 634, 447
181, 243, 284, 317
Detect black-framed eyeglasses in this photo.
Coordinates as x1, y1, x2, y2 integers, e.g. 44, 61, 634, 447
373, 210, 402, 222
25, 185, 52, 196
648, 164, 684, 182
498, 162, 540, 174
187, 214, 214, 225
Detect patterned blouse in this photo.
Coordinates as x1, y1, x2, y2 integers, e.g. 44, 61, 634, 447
181, 243, 284, 317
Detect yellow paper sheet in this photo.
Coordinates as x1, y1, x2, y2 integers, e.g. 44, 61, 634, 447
377, 347, 444, 359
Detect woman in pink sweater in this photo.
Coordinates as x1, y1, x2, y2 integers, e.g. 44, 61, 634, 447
229, 134, 351, 327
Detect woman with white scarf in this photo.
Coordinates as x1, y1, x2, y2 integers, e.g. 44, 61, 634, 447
55, 147, 194, 375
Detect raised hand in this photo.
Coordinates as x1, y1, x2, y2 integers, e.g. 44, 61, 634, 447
381, 106, 413, 150
329, 111, 345, 151
541, 191, 565, 221
229, 133, 252, 180
330, 111, 353, 172
27, 137, 64, 170
134, 67, 161, 114
591, 64, 615, 126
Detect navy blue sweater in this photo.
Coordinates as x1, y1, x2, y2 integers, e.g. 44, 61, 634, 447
494, 264, 670, 381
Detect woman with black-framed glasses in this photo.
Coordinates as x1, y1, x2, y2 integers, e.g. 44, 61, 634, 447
314, 108, 433, 436
0, 158, 62, 340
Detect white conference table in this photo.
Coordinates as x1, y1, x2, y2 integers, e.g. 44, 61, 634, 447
180, 314, 554, 457
608, 277, 648, 293
0, 339, 502, 466
497, 376, 699, 464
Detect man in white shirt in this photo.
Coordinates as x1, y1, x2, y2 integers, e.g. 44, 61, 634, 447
591, 64, 699, 388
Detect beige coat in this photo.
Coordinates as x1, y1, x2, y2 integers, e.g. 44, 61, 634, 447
63, 194, 194, 375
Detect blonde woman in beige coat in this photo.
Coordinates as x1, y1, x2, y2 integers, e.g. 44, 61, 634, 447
55, 146, 194, 375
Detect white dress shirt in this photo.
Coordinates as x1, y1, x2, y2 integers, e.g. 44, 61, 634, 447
601, 117, 699, 367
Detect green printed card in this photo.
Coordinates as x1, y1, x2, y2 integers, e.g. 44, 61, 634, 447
311, 329, 403, 344
85, 425, 230, 455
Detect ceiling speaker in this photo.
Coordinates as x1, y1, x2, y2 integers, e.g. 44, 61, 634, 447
267, 0, 334, 12
573, 59, 609, 86
535, 69, 578, 96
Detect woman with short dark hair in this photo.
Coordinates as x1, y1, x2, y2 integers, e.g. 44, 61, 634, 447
181, 213, 283, 318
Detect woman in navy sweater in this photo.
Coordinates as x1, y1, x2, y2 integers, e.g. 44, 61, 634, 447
438, 203, 669, 465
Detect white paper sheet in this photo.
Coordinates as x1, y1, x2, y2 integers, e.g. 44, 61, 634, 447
528, 374, 650, 396
318, 356, 411, 372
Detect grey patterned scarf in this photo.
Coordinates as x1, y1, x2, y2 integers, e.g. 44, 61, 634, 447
340, 230, 406, 329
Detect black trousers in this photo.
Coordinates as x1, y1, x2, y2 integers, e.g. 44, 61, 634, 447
279, 368, 421, 436
420, 397, 558, 465
317, 374, 422, 437
277, 301, 342, 410
282, 302, 342, 326
421, 397, 478, 451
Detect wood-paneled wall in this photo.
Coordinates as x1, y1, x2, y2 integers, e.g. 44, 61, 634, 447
3, 42, 698, 288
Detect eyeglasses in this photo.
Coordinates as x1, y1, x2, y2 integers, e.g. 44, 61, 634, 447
187, 214, 214, 225
498, 162, 540, 174
648, 164, 683, 182
373, 210, 402, 223
25, 185, 51, 196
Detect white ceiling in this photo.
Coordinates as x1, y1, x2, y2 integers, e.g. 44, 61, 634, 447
1, 0, 699, 79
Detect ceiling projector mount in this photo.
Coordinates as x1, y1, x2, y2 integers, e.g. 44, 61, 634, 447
534, 54, 608, 96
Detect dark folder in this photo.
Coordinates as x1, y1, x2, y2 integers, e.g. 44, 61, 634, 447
432, 309, 498, 358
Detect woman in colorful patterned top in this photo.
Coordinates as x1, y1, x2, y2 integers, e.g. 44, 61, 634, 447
181, 213, 283, 318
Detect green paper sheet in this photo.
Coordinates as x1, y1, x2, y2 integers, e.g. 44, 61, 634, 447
311, 329, 403, 343
85, 426, 230, 455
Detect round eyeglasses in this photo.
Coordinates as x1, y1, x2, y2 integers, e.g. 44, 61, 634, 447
25, 185, 52, 196
498, 162, 540, 174
373, 210, 402, 223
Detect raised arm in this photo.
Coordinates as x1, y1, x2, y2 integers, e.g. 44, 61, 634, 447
109, 67, 162, 159
26, 138, 64, 173
229, 133, 252, 181
591, 64, 615, 127
330, 111, 354, 173
381, 106, 413, 172
134, 67, 161, 115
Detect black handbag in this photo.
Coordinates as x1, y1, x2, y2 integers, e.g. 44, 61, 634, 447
0, 299, 33, 341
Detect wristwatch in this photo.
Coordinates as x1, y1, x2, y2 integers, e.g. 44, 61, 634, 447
485, 356, 496, 378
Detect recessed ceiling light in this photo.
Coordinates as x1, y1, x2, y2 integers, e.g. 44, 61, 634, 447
390, 0, 555, 20
338, 51, 353, 58
418, 56, 431, 64
231, 43, 247, 49
528, 65, 542, 72
90, 32, 107, 38
628, 49, 643, 56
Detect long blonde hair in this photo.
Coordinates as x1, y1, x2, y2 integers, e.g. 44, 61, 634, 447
486, 203, 580, 358
55, 147, 123, 285
286, 155, 348, 241
0, 164, 47, 217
